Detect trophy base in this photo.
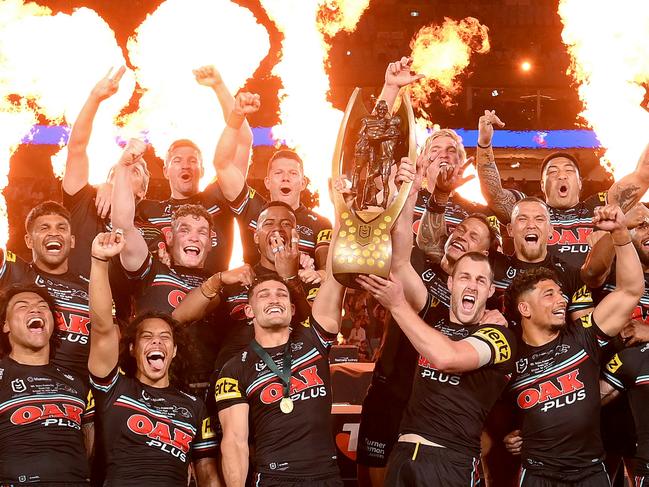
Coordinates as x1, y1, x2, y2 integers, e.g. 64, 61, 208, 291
334, 271, 389, 291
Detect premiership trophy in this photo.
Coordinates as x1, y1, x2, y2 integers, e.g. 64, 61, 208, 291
331, 88, 417, 289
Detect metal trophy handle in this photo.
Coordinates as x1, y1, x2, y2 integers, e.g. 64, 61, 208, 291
331, 88, 417, 289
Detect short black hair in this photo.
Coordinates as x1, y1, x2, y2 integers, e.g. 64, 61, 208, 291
504, 267, 560, 323
540, 152, 581, 177
259, 201, 297, 219
247, 275, 290, 302
118, 312, 190, 391
0, 284, 59, 358
25, 201, 71, 233
452, 251, 494, 281
268, 149, 304, 174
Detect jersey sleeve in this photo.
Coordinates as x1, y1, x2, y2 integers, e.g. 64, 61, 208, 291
573, 312, 611, 361
299, 314, 338, 354
563, 264, 593, 313
469, 325, 517, 372
214, 358, 249, 412
89, 366, 122, 401
314, 216, 333, 252
190, 399, 219, 460
0, 249, 29, 286
62, 183, 95, 214
82, 387, 96, 425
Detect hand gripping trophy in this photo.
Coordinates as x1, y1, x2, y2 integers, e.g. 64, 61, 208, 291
331, 89, 416, 288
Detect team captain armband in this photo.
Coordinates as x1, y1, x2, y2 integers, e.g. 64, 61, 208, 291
214, 377, 243, 403
471, 326, 513, 365
316, 229, 332, 245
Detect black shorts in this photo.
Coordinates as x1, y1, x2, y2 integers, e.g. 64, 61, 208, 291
518, 464, 610, 486
384, 442, 481, 487
251, 472, 343, 487
356, 384, 407, 468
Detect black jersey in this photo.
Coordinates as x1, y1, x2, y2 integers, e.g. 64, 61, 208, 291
121, 255, 217, 386
215, 315, 339, 478
228, 185, 332, 266
509, 313, 610, 471
593, 266, 649, 323
546, 192, 607, 267
0, 356, 93, 484
370, 251, 450, 402
90, 368, 217, 486
603, 344, 649, 475
399, 309, 517, 456
214, 263, 320, 375
490, 252, 592, 321
135, 180, 234, 274
0, 250, 92, 378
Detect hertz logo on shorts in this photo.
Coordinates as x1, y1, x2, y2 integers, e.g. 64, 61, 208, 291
606, 353, 622, 374
214, 378, 242, 402
201, 417, 216, 439
472, 327, 511, 364
317, 229, 332, 244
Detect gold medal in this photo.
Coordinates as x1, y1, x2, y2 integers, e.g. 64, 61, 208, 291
280, 397, 294, 414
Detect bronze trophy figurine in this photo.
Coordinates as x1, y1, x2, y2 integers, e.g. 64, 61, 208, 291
331, 89, 416, 289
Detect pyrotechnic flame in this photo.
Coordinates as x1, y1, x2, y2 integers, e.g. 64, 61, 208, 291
123, 0, 270, 189
559, 0, 649, 185
410, 17, 489, 113
259, 0, 369, 221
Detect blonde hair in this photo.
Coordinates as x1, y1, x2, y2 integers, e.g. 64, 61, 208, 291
421, 128, 467, 164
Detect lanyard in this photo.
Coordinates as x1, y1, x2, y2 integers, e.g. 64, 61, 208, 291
250, 339, 292, 398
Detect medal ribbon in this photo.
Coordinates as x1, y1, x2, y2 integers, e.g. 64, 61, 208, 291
250, 340, 292, 399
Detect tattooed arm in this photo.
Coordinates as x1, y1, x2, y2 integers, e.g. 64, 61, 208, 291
607, 141, 649, 212
416, 198, 447, 264
475, 111, 518, 223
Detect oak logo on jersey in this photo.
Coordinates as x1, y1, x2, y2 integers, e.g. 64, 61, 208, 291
259, 365, 326, 404
606, 354, 622, 374
214, 378, 242, 402
11, 402, 84, 429
547, 228, 593, 254
127, 414, 192, 461
417, 356, 461, 385
517, 370, 585, 412
168, 289, 187, 309
56, 312, 90, 342
472, 327, 511, 364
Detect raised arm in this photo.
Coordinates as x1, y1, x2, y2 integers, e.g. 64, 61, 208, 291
194, 66, 254, 178
357, 273, 492, 374
591, 205, 645, 336
88, 230, 124, 378
63, 67, 125, 196
376, 57, 423, 113
212, 92, 260, 201
111, 140, 149, 272
607, 141, 649, 212
312, 222, 345, 334
391, 157, 429, 311
475, 110, 518, 223
218, 403, 249, 487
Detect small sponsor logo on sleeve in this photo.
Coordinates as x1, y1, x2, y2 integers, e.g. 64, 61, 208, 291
214, 378, 242, 402
606, 353, 622, 374
472, 327, 511, 364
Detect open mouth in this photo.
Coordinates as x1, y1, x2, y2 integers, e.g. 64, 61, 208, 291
27, 317, 45, 333
183, 245, 200, 257
461, 294, 476, 312
280, 187, 291, 195
180, 173, 192, 182
552, 308, 566, 320
449, 239, 466, 252
146, 351, 166, 372
642, 237, 649, 248
264, 304, 285, 315
558, 184, 569, 197
524, 233, 539, 243
44, 241, 63, 252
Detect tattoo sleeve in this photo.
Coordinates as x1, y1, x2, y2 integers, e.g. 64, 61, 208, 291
608, 182, 641, 213
416, 208, 447, 264
476, 146, 517, 223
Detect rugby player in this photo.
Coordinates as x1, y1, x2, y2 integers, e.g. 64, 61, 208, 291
504, 204, 643, 486
214, 234, 346, 485
88, 230, 219, 486
213, 91, 331, 275
0, 284, 93, 484
475, 110, 649, 266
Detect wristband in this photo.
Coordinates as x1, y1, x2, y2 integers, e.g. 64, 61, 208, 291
226, 112, 245, 130
425, 198, 446, 214
477, 142, 492, 149
91, 255, 108, 262
613, 240, 632, 247
200, 272, 222, 299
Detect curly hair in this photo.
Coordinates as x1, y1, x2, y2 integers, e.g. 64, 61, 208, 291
118, 312, 192, 391
0, 284, 60, 359
171, 204, 213, 235
504, 267, 560, 323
